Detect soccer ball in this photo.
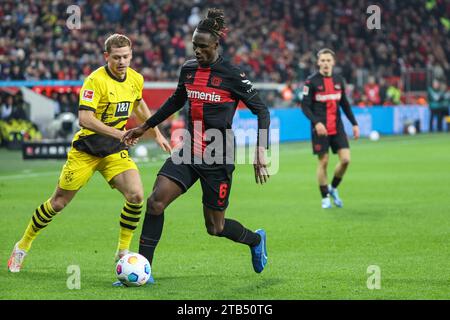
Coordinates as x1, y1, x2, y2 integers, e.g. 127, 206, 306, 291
135, 145, 148, 158
369, 130, 380, 141
407, 124, 417, 136
115, 253, 151, 287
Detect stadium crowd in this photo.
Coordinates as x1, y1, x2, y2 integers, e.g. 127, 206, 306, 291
1, 0, 449, 85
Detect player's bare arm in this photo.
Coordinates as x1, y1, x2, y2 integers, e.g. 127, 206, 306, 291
132, 99, 171, 152
79, 110, 127, 141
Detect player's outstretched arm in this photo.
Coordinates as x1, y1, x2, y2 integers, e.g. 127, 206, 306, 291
122, 124, 147, 145
79, 110, 125, 140
123, 79, 187, 146
133, 99, 171, 152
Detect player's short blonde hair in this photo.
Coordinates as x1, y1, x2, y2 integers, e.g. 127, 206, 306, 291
317, 48, 335, 59
104, 34, 132, 53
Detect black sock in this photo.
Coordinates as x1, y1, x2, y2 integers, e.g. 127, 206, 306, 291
218, 219, 261, 247
139, 212, 164, 265
320, 185, 329, 198
331, 176, 342, 189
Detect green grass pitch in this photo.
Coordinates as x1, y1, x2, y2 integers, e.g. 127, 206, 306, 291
0, 133, 449, 300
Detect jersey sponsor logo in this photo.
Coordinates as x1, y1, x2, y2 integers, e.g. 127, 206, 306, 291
211, 76, 222, 87
115, 101, 131, 117
314, 93, 342, 102
82, 90, 94, 102
303, 85, 309, 96
186, 88, 222, 102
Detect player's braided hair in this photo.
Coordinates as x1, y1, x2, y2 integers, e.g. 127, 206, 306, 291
196, 8, 226, 40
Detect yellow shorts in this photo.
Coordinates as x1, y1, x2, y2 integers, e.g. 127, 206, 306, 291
58, 148, 138, 190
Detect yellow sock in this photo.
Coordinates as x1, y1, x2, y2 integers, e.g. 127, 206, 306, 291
17, 199, 59, 252
118, 228, 134, 251
118, 201, 143, 251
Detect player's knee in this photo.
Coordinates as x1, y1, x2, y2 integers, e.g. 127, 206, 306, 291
319, 159, 328, 168
147, 195, 165, 216
341, 157, 351, 167
125, 190, 144, 204
50, 197, 69, 212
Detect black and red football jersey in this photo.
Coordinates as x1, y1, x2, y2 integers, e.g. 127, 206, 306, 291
146, 56, 270, 161
301, 72, 357, 135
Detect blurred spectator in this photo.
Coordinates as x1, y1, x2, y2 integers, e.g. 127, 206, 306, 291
378, 78, 388, 105
1, 93, 28, 121
280, 82, 294, 107
428, 79, 445, 132
386, 85, 402, 105
364, 76, 381, 105
0, 0, 448, 88
10, 103, 27, 120
1, 95, 14, 120
188, 7, 202, 28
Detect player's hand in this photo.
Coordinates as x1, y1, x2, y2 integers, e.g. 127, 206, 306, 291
155, 133, 172, 153
315, 122, 328, 136
352, 125, 360, 140
127, 137, 139, 147
253, 146, 270, 185
122, 125, 147, 145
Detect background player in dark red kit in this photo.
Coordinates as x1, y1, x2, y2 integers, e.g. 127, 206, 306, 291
123, 9, 270, 278
301, 48, 360, 209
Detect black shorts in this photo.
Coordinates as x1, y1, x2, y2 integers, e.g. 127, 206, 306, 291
158, 157, 235, 211
312, 129, 349, 155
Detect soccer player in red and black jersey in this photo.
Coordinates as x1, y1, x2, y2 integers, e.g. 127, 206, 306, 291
123, 9, 270, 277
301, 48, 360, 209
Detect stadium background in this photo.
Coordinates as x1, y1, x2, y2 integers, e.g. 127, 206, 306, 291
0, 0, 449, 300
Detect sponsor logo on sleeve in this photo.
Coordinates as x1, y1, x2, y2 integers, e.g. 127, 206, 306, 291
303, 85, 309, 96
82, 90, 94, 102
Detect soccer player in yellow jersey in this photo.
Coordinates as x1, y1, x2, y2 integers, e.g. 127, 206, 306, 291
7, 34, 171, 274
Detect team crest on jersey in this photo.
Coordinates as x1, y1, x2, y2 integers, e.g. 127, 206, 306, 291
65, 171, 74, 184
317, 85, 324, 91
334, 84, 341, 90
211, 76, 222, 87
82, 90, 94, 102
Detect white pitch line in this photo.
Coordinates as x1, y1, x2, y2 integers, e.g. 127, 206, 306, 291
1, 171, 59, 180
0, 161, 164, 181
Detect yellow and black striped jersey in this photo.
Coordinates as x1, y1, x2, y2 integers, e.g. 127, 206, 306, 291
72, 65, 144, 157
